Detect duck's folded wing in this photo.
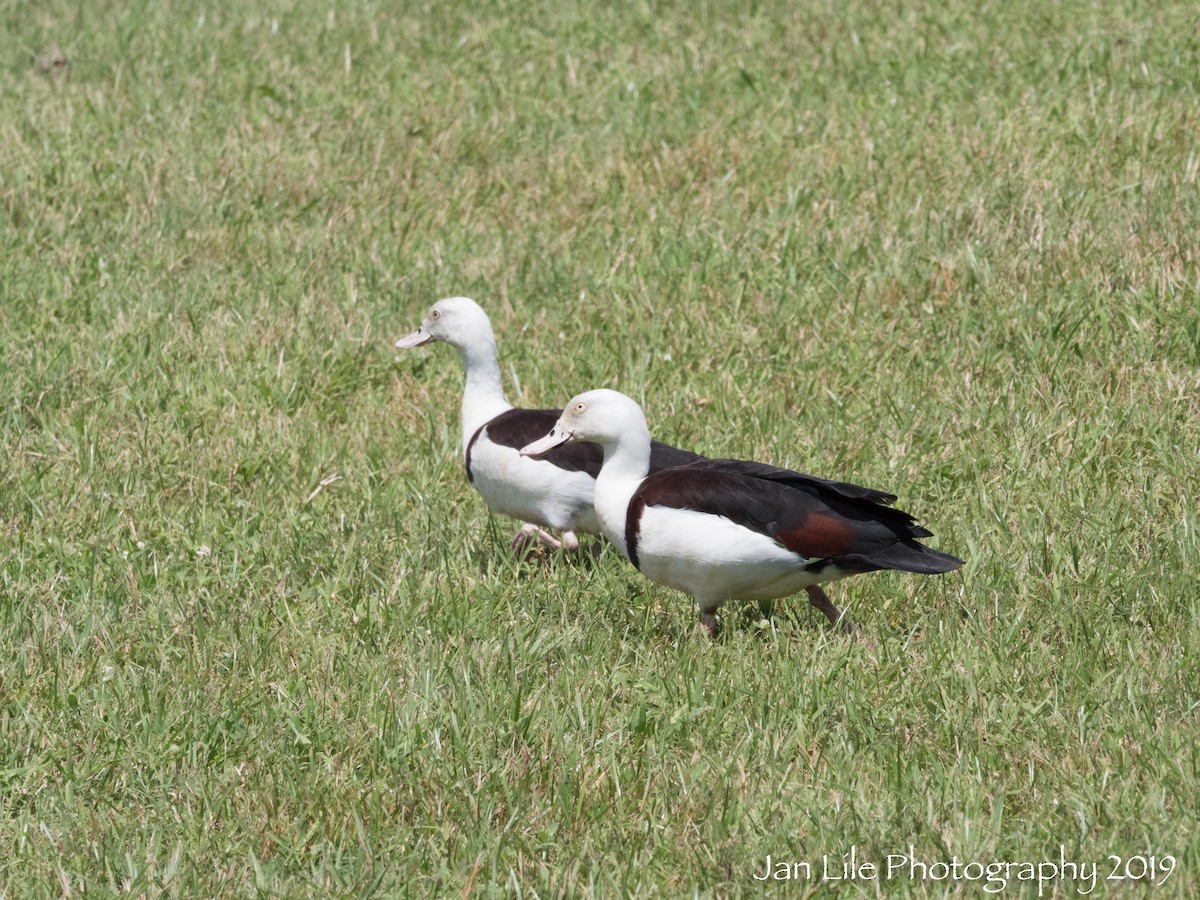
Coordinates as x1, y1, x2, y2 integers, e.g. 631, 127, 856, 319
480, 408, 702, 478
647, 441, 705, 471
474, 409, 604, 476
631, 461, 962, 574
683, 458, 899, 504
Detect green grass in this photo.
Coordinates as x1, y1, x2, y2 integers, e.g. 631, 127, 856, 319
3, 0, 1199, 895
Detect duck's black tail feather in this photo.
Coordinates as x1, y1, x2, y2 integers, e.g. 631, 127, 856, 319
870, 541, 963, 574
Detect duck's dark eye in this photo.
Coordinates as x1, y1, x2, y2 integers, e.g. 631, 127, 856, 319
431, 309, 441, 319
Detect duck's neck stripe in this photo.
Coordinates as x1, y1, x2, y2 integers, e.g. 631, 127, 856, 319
464, 422, 487, 484
625, 494, 644, 569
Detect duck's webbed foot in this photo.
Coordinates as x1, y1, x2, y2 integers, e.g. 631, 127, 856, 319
511, 524, 581, 556
510, 523, 543, 557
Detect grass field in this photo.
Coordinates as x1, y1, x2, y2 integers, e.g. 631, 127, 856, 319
3, 0, 1199, 895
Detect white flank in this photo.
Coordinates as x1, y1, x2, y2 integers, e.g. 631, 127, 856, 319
635, 506, 824, 609
470, 436, 600, 534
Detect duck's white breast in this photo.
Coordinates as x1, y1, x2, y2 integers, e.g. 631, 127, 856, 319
468, 434, 600, 534
635, 505, 826, 608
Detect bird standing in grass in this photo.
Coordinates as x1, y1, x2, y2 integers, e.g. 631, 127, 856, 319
395, 299, 701, 555
521, 389, 962, 635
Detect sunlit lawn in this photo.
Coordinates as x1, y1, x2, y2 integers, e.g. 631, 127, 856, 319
2, 0, 1198, 895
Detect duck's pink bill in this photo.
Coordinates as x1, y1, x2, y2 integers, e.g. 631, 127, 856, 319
520, 425, 573, 457
394, 327, 434, 349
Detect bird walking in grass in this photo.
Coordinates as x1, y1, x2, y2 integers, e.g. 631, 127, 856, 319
395, 299, 702, 556
521, 389, 962, 635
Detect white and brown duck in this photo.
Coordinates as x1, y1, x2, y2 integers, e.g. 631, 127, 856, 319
396, 299, 701, 555
522, 389, 962, 634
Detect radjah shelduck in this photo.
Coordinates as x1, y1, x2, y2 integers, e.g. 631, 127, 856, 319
395, 298, 701, 555
521, 389, 963, 635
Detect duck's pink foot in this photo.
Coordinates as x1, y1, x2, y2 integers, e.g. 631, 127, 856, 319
511, 523, 542, 557
534, 528, 566, 551
511, 524, 582, 556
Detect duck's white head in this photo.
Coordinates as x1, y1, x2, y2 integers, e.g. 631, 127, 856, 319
394, 297, 495, 352
520, 389, 648, 457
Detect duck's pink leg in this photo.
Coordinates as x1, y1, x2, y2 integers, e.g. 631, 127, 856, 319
511, 524, 581, 556
806, 585, 856, 635
510, 523, 541, 556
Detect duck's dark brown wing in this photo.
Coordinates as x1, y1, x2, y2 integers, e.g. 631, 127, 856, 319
469, 409, 603, 480
647, 441, 705, 472
472, 408, 701, 481
626, 458, 962, 574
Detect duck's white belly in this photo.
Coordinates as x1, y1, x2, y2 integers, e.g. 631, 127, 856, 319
468, 437, 600, 534
635, 506, 827, 609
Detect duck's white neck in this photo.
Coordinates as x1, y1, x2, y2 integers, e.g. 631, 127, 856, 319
592, 423, 653, 558
456, 337, 511, 454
